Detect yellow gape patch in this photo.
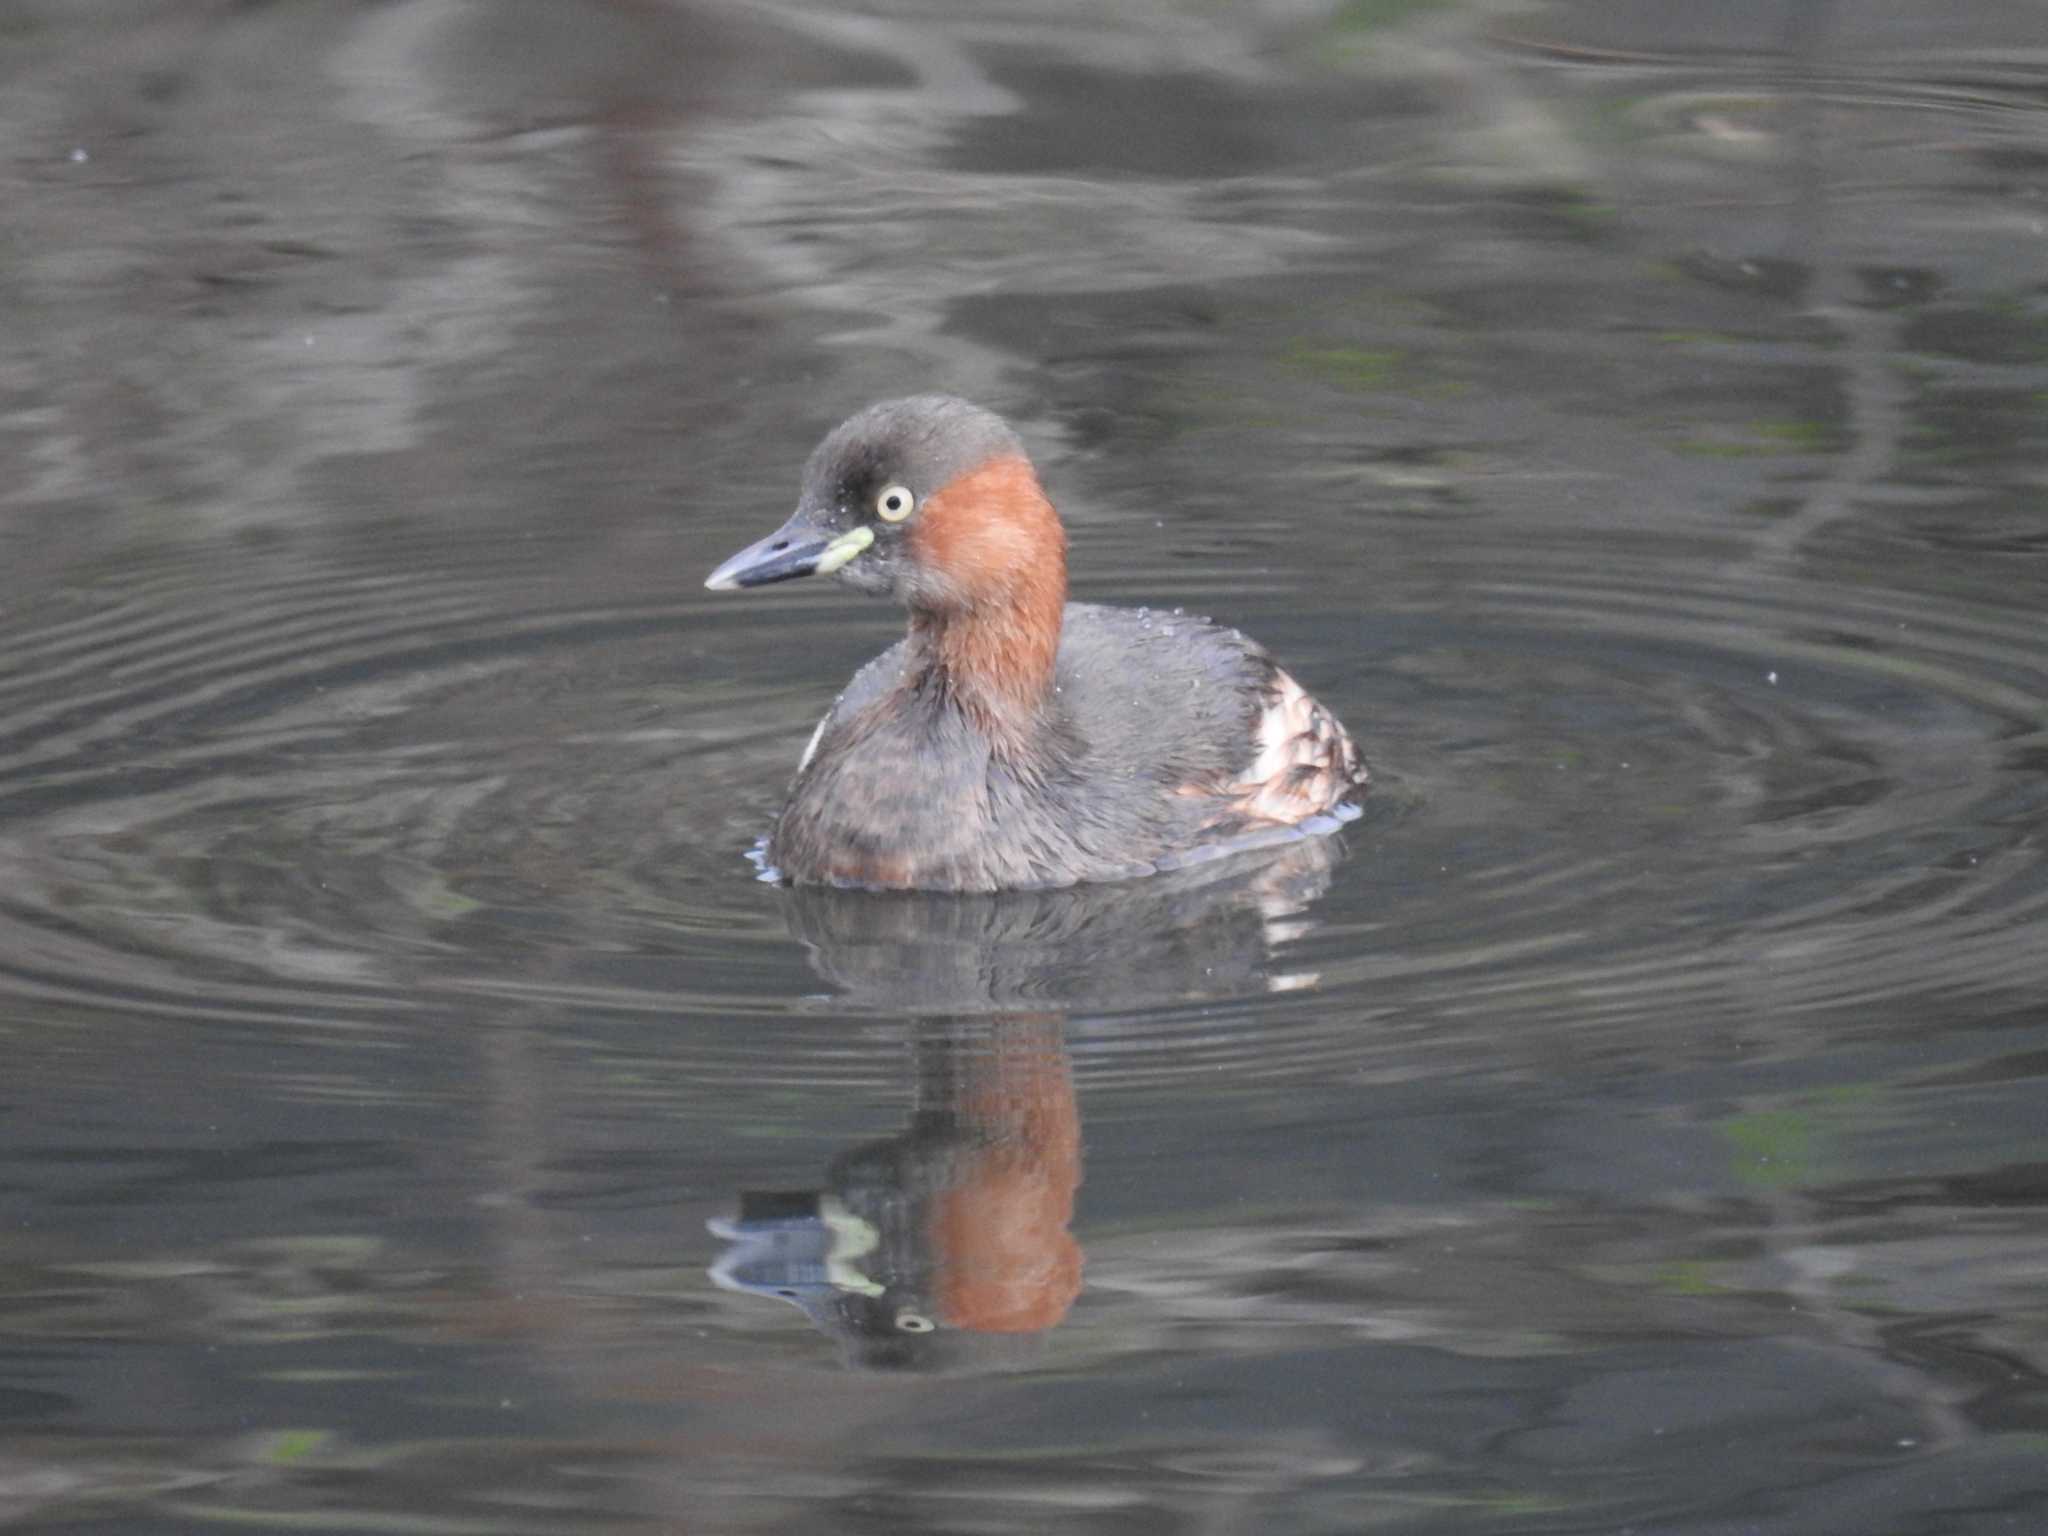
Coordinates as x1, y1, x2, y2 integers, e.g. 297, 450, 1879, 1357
815, 525, 875, 575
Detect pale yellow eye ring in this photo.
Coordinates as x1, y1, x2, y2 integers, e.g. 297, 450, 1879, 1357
875, 485, 916, 522
894, 1309, 935, 1333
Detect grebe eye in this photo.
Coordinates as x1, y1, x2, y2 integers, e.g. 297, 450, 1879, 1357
875, 485, 916, 522
893, 1309, 935, 1333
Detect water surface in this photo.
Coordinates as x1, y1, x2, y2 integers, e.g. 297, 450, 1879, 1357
3, 0, 2046, 1531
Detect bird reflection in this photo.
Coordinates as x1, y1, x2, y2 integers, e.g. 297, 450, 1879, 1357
712, 1014, 1079, 1371
710, 838, 1345, 1369
777, 833, 1345, 1013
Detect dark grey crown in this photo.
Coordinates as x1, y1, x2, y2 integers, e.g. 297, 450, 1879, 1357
800, 395, 1026, 517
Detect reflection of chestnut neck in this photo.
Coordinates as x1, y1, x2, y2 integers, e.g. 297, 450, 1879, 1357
918, 1015, 1083, 1335
904, 455, 1068, 751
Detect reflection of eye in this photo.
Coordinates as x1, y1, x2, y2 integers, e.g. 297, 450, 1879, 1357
894, 1309, 935, 1333
876, 485, 916, 522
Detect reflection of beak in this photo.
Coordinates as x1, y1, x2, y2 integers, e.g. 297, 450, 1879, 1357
707, 1194, 885, 1301
704, 510, 874, 591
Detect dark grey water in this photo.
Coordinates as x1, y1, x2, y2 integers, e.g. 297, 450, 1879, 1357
4, 0, 2046, 1530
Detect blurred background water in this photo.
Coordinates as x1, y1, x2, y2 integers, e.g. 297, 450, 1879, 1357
3, 0, 2046, 1530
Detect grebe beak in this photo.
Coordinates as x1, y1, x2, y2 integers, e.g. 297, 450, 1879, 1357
705, 511, 873, 591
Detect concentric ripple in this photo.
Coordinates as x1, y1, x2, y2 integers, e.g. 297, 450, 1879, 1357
0, 529, 804, 1025
1, 515, 2043, 1121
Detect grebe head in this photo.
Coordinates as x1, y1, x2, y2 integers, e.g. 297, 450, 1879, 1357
705, 395, 1066, 618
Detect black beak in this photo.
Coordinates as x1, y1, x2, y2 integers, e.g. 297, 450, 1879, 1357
704, 510, 836, 591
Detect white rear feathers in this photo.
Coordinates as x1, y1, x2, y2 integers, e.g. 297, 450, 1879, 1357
1231, 666, 1365, 824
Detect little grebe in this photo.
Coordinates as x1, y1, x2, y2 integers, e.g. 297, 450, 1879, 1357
706, 396, 1366, 891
